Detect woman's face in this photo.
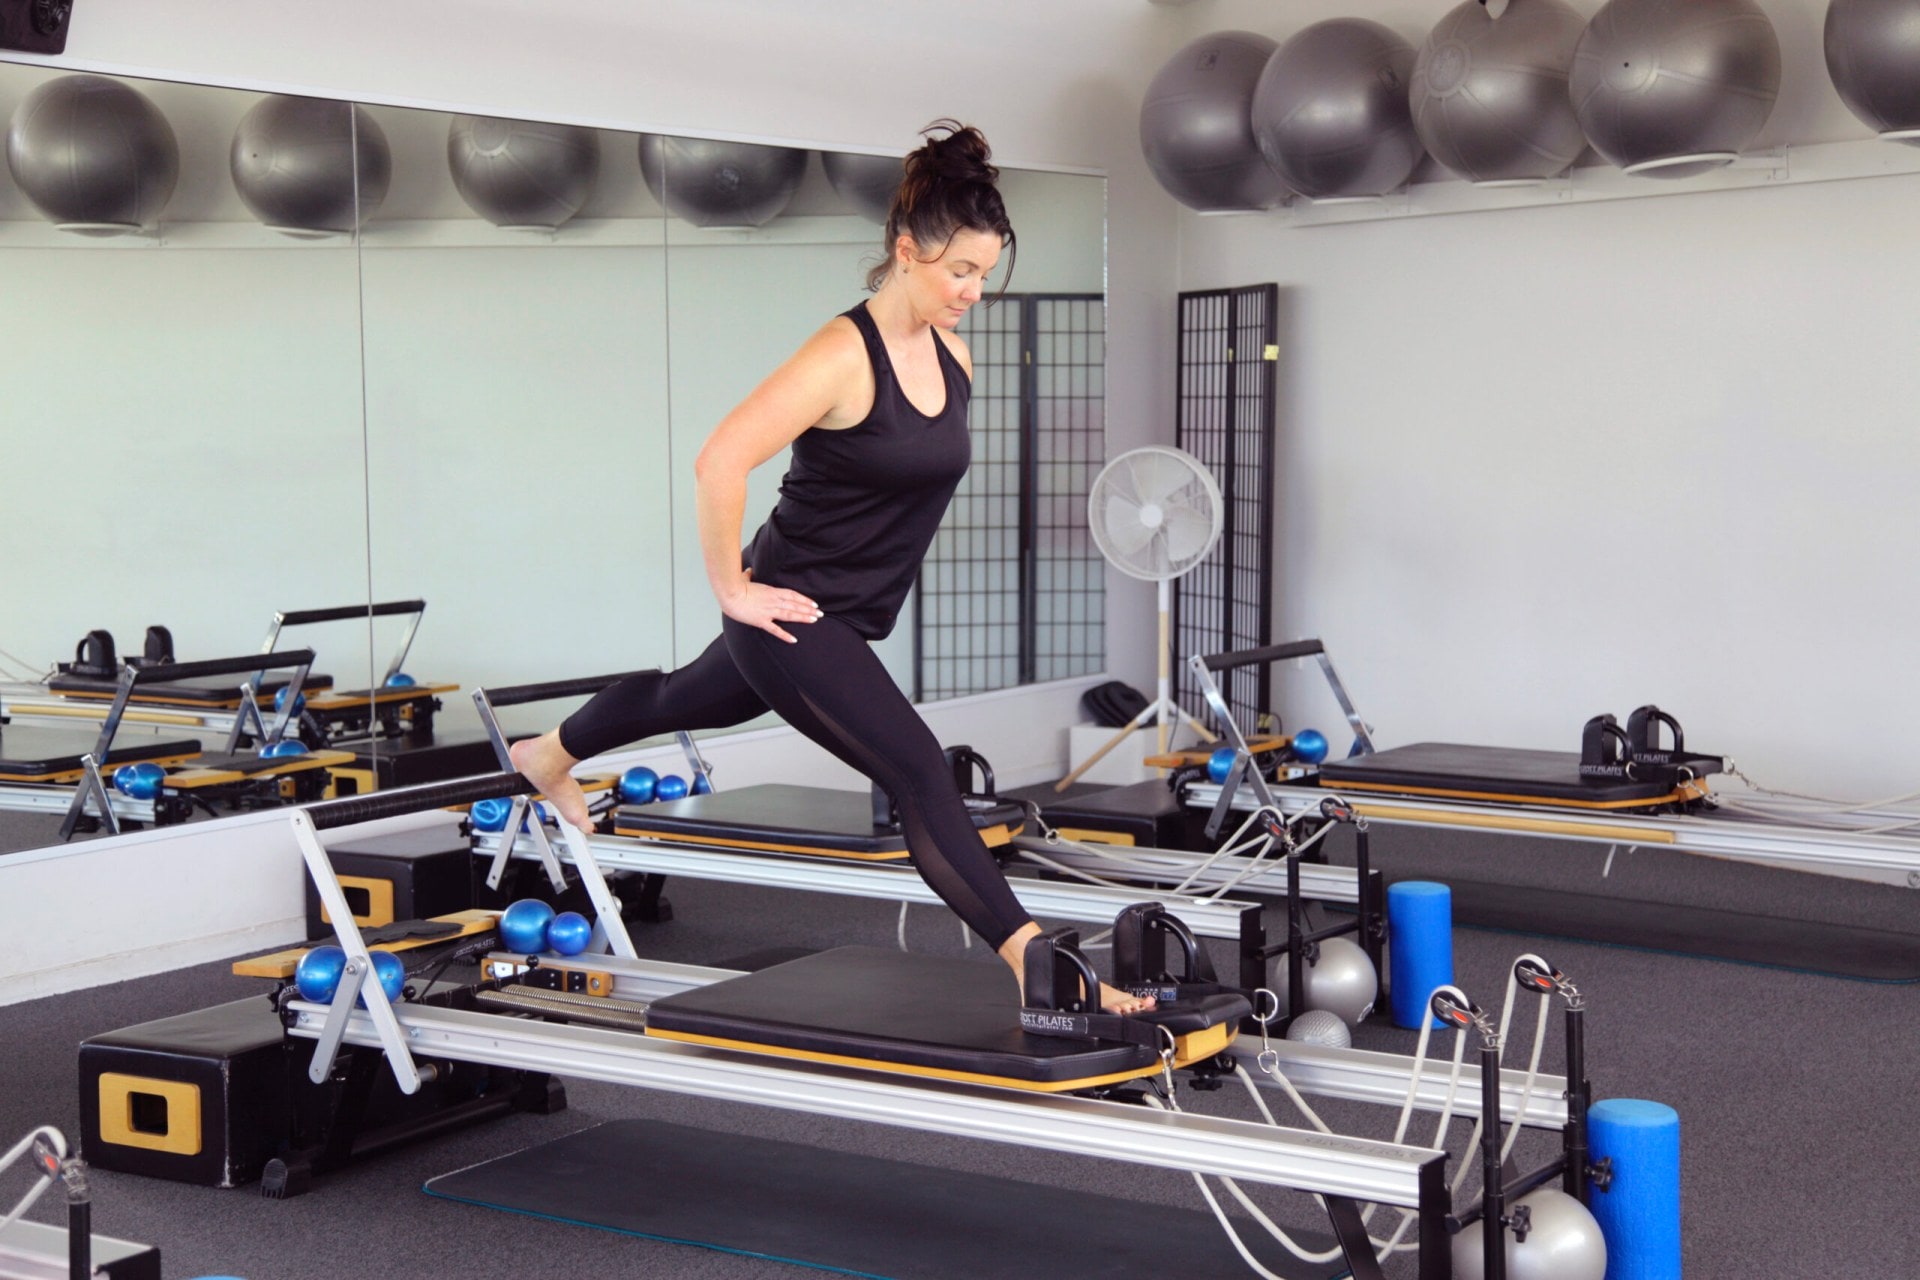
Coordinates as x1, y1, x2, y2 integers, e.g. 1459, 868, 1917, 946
898, 227, 1003, 329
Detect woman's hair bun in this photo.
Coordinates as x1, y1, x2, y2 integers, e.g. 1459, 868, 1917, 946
865, 118, 1015, 294
914, 119, 997, 186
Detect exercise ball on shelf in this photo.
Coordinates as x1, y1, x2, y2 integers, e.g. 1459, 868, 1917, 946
231, 95, 391, 237
5, 74, 178, 234
1251, 19, 1425, 201
1139, 30, 1289, 213
448, 115, 600, 229
1825, 0, 1920, 145
1411, 0, 1589, 184
821, 151, 902, 224
1570, 0, 1782, 179
637, 134, 808, 229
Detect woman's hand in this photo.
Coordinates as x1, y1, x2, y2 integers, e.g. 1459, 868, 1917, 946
718, 569, 823, 644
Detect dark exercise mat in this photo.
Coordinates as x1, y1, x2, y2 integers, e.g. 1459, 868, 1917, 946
425, 1118, 1345, 1280
1425, 877, 1920, 982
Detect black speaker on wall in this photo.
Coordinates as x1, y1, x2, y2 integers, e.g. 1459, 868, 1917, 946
1, 0, 74, 54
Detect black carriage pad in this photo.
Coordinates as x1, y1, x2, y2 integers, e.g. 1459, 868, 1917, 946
45, 671, 333, 707
614, 783, 1025, 861
425, 1119, 1343, 1280
645, 947, 1163, 1090
0, 725, 200, 781
1319, 742, 1689, 807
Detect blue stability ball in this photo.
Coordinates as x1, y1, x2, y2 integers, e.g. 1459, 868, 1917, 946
1139, 30, 1290, 212
498, 899, 556, 954
545, 910, 593, 956
1588, 1099, 1681, 1280
383, 672, 416, 688
1252, 18, 1425, 200
1291, 728, 1329, 764
259, 740, 308, 759
1825, 0, 1920, 143
294, 945, 347, 1003
1207, 746, 1239, 784
1411, 0, 1589, 183
691, 772, 712, 795
654, 774, 690, 802
1570, 0, 1782, 178
1388, 881, 1455, 1028
111, 761, 166, 800
469, 796, 512, 833
616, 766, 658, 805
364, 950, 406, 1005
273, 685, 304, 715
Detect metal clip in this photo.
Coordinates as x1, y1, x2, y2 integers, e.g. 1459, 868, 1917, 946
1252, 987, 1281, 1075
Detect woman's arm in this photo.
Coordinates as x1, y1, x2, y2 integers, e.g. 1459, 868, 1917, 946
693, 319, 866, 642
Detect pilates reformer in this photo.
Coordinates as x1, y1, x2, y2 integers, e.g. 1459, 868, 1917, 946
0, 649, 352, 841
279, 771, 1603, 1279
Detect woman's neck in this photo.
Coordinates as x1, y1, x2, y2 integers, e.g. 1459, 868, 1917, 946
863, 282, 932, 345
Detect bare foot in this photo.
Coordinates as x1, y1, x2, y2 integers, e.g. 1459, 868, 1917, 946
998, 922, 1158, 1016
508, 731, 592, 832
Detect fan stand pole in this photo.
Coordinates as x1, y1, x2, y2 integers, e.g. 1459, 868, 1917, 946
1053, 580, 1216, 792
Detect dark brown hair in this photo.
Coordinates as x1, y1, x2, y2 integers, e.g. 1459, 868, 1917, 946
864, 119, 1016, 296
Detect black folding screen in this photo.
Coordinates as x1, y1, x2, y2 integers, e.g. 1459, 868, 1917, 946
915, 294, 1106, 702
1173, 284, 1278, 730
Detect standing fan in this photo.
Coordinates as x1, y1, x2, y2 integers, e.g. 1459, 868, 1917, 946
1056, 446, 1224, 790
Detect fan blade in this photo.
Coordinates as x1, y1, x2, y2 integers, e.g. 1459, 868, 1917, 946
1101, 493, 1156, 558
1126, 450, 1201, 507
1160, 504, 1219, 564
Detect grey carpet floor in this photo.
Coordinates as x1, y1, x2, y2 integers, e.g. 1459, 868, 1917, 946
3, 821, 1919, 1278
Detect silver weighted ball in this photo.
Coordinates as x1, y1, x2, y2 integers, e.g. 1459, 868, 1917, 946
448, 115, 599, 229
1139, 30, 1288, 212
821, 151, 902, 225
1570, 0, 1782, 178
1452, 1188, 1608, 1280
1412, 0, 1588, 184
231, 95, 391, 236
1274, 936, 1378, 1025
5, 74, 178, 234
637, 134, 808, 229
1284, 1009, 1352, 1049
1251, 19, 1424, 201
1825, 0, 1920, 144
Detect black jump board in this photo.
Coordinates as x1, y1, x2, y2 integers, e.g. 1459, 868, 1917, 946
425, 1118, 1343, 1280
46, 672, 330, 704
1429, 877, 1920, 982
1320, 742, 1675, 803
0, 725, 201, 775
617, 783, 1022, 855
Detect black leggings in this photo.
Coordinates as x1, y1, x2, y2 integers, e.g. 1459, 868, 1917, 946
558, 616, 1035, 950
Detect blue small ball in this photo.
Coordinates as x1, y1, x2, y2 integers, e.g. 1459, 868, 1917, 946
470, 796, 511, 832
295, 945, 347, 1003
1293, 728, 1329, 764
1207, 746, 1239, 784
273, 685, 305, 715
111, 761, 166, 800
384, 672, 417, 689
364, 950, 407, 1005
545, 910, 593, 956
655, 774, 689, 802
690, 773, 712, 795
616, 766, 658, 805
259, 739, 308, 759
498, 898, 556, 955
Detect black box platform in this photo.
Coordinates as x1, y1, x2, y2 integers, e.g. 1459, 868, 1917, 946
304, 825, 475, 939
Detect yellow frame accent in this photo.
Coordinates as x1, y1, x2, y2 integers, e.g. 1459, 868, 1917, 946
322, 875, 396, 928
96, 1073, 202, 1155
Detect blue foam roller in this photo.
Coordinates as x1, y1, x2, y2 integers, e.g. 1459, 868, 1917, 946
1387, 880, 1453, 1029
1589, 1098, 1680, 1280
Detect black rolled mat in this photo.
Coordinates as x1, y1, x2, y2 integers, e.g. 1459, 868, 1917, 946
1428, 878, 1920, 982
424, 1119, 1346, 1280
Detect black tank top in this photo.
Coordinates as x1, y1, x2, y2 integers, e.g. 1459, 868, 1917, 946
744, 302, 972, 639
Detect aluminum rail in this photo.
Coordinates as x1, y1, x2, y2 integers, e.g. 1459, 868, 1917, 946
472, 829, 1262, 940
1015, 835, 1362, 904
284, 1000, 1445, 1209
0, 784, 154, 823
1184, 781, 1920, 877
1226, 1040, 1569, 1130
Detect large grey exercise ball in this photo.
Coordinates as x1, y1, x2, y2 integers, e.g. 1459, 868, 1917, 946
448, 115, 599, 229
231, 95, 391, 236
5, 75, 178, 234
1412, 0, 1588, 183
1452, 1188, 1607, 1280
1139, 30, 1288, 212
1274, 936, 1379, 1024
821, 151, 902, 224
1825, 0, 1920, 144
637, 134, 808, 229
1571, 0, 1782, 178
1252, 19, 1425, 201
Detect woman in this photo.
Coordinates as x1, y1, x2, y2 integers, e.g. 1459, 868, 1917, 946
512, 121, 1149, 1016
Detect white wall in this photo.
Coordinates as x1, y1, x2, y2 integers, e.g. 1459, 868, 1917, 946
1161, 0, 1920, 802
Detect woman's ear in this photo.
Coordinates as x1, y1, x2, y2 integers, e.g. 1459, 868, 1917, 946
894, 233, 918, 275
